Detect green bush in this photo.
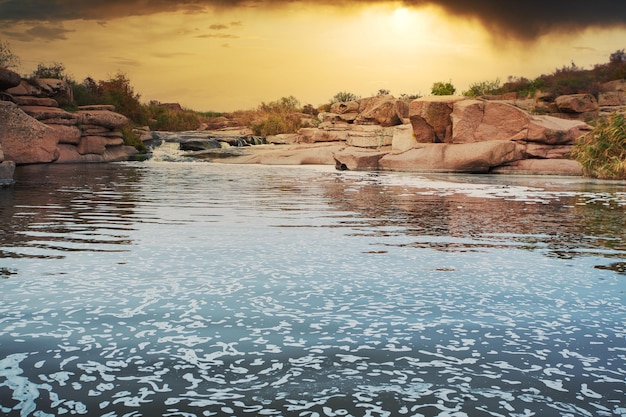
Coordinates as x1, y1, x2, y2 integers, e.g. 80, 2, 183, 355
120, 124, 147, 153
464, 79, 501, 97
330, 91, 360, 103
431, 81, 456, 96
147, 104, 202, 131
572, 114, 626, 179
72, 73, 148, 125
31, 62, 72, 81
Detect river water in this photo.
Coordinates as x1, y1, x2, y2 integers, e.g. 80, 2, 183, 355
1, 161, 625, 417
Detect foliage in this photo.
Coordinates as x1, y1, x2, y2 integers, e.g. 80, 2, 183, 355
376, 88, 391, 96
146, 104, 202, 131
498, 49, 626, 98
120, 124, 147, 153
431, 81, 456, 96
464, 78, 501, 97
72, 72, 148, 124
31, 62, 72, 81
330, 91, 360, 103
243, 96, 306, 136
259, 95, 300, 114
571, 114, 626, 179
0, 40, 19, 69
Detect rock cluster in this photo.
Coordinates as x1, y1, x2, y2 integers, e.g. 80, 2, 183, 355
254, 93, 599, 175
0, 67, 138, 175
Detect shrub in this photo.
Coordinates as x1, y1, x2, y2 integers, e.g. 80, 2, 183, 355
330, 91, 360, 103
31, 62, 72, 81
571, 114, 626, 179
464, 79, 501, 97
147, 104, 201, 131
72, 73, 148, 125
120, 124, 147, 153
431, 81, 456, 96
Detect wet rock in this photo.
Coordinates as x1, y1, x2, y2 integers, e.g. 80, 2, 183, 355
333, 148, 389, 171
179, 138, 222, 151
0, 160, 16, 186
491, 159, 583, 176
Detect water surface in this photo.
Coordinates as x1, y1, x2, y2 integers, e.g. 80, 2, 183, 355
1, 162, 625, 417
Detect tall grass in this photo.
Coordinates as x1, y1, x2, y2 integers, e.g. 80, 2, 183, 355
572, 114, 626, 179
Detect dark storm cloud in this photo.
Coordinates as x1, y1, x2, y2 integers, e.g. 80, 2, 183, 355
0, 0, 625, 41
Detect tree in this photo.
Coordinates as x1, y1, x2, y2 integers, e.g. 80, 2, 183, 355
0, 40, 20, 69
431, 81, 456, 96
330, 91, 360, 103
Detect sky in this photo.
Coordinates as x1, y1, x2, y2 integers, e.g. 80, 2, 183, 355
1, 0, 626, 112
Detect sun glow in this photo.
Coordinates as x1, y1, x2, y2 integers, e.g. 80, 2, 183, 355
391, 7, 413, 32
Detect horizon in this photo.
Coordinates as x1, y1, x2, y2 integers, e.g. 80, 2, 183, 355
2, 1, 626, 112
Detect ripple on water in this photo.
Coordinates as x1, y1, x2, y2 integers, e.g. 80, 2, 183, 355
1, 163, 625, 416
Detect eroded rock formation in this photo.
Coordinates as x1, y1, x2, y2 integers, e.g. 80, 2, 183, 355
0, 68, 138, 171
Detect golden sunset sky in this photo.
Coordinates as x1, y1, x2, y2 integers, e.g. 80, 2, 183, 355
1, 1, 625, 111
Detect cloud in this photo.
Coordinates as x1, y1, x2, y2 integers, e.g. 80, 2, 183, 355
195, 33, 240, 39
209, 24, 229, 30
1, 24, 74, 41
0, 0, 625, 41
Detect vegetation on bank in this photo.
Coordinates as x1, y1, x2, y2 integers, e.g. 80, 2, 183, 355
572, 114, 626, 179
1, 41, 626, 177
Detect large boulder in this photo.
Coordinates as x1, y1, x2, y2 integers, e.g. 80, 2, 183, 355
13, 96, 59, 107
7, 78, 73, 105
555, 94, 599, 113
451, 100, 590, 145
409, 96, 466, 143
20, 105, 80, 125
49, 125, 82, 145
55, 144, 138, 163
355, 95, 407, 127
378, 140, 520, 173
333, 148, 389, 171
346, 125, 393, 148
391, 124, 417, 152
0, 67, 21, 91
77, 109, 129, 130
0, 102, 60, 164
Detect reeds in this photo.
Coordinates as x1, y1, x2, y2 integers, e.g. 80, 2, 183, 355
572, 114, 626, 179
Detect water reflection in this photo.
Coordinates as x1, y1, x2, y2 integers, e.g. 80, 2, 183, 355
0, 164, 144, 259
1, 163, 625, 416
315, 172, 626, 261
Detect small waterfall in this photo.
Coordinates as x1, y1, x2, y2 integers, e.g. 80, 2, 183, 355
148, 140, 190, 162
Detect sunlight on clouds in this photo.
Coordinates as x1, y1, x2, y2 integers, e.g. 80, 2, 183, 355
5, 2, 626, 111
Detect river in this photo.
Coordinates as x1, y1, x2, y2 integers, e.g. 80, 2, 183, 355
1, 161, 625, 417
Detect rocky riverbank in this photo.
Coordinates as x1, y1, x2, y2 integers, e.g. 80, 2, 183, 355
2, 64, 626, 185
